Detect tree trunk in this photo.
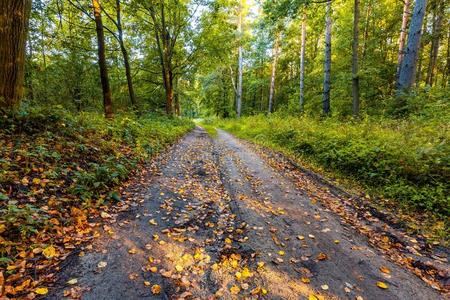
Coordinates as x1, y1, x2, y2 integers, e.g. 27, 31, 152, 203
425, 1, 443, 86
396, 0, 411, 80
361, 0, 372, 62
0, 0, 32, 110
236, 0, 243, 118
268, 33, 280, 113
416, 15, 428, 85
92, 0, 113, 118
322, 0, 332, 115
443, 29, 450, 87
299, 9, 307, 112
396, 0, 428, 93
116, 0, 136, 109
352, 0, 360, 118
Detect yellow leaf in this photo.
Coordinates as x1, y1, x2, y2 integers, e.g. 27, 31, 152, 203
301, 277, 310, 284
257, 261, 265, 269
128, 248, 137, 254
151, 284, 161, 294
225, 238, 232, 244
32, 178, 41, 185
149, 219, 157, 226
0, 224, 6, 234
297, 235, 305, 240
175, 265, 183, 272
43, 245, 57, 259
67, 278, 78, 285
376, 281, 388, 289
278, 250, 285, 256
35, 287, 48, 295
235, 271, 242, 280
230, 285, 240, 295
241, 267, 253, 279
144, 281, 151, 286
334, 240, 340, 244
149, 266, 158, 273
309, 295, 319, 300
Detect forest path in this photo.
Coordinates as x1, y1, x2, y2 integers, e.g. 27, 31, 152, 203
46, 127, 444, 300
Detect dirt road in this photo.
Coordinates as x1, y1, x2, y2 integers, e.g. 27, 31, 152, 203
46, 127, 446, 299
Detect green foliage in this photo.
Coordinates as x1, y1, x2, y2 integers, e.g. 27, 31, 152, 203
214, 113, 449, 216
0, 106, 194, 249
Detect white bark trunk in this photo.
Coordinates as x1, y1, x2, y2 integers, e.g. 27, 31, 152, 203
397, 0, 427, 92
299, 10, 307, 112
322, 0, 332, 115
396, 0, 411, 79
236, 0, 243, 118
268, 33, 280, 113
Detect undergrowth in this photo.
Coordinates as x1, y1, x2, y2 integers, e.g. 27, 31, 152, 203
0, 106, 194, 260
211, 113, 449, 241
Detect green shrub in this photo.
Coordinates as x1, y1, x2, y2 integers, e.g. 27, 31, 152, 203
214, 113, 449, 216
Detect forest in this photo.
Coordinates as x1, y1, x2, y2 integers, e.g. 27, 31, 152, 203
0, 0, 449, 299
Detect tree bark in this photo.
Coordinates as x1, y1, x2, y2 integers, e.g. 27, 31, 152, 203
396, 0, 428, 93
236, 0, 243, 118
92, 0, 114, 118
322, 0, 332, 115
396, 0, 411, 80
416, 15, 428, 85
116, 0, 136, 109
0, 0, 32, 110
352, 0, 360, 118
425, 1, 444, 86
268, 33, 280, 113
299, 9, 307, 112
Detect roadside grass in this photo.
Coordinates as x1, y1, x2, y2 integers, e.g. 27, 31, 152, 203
0, 106, 194, 271
211, 114, 449, 243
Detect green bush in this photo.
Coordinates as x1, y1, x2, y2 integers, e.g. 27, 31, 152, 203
214, 113, 449, 216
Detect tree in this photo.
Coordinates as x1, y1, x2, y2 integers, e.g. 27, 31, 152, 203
0, 0, 32, 110
396, 0, 411, 80
236, 0, 244, 118
425, 0, 445, 86
397, 0, 428, 93
92, 0, 114, 118
268, 32, 280, 113
299, 8, 307, 112
322, 0, 332, 115
352, 0, 360, 117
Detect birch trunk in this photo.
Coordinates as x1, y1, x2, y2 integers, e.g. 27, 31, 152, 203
236, 0, 243, 118
92, 0, 114, 118
0, 0, 32, 110
299, 10, 307, 112
396, 0, 411, 79
268, 33, 280, 113
322, 0, 332, 115
352, 0, 360, 118
397, 0, 428, 93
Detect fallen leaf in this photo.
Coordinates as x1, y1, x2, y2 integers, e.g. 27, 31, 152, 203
317, 253, 328, 261
230, 285, 240, 295
301, 277, 311, 284
43, 245, 57, 259
98, 261, 107, 268
67, 278, 78, 285
175, 265, 183, 272
321, 284, 329, 290
379, 266, 390, 274
35, 287, 48, 295
151, 284, 161, 294
128, 248, 137, 254
376, 281, 388, 289
149, 219, 157, 225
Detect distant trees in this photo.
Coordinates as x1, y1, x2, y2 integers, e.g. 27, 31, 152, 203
268, 33, 280, 113
0, 0, 32, 110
